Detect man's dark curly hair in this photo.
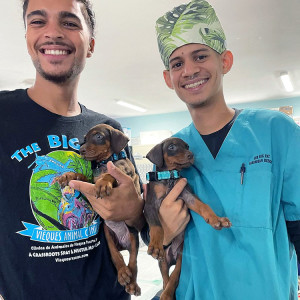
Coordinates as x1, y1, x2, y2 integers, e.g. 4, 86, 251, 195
22, 0, 96, 38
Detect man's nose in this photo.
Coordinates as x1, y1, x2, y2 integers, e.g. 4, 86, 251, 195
182, 60, 200, 78
44, 22, 64, 39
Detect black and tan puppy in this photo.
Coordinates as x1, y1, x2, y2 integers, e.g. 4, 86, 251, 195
55, 124, 141, 296
144, 137, 231, 300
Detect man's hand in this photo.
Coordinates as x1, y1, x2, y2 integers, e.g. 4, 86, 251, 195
158, 178, 190, 245
69, 161, 145, 231
144, 178, 189, 246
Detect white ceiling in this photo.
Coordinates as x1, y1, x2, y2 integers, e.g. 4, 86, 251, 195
1, 0, 300, 118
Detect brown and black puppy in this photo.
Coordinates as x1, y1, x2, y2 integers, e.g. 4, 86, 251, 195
144, 137, 231, 300
55, 124, 141, 296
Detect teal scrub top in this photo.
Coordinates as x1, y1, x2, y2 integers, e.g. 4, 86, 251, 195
174, 109, 300, 300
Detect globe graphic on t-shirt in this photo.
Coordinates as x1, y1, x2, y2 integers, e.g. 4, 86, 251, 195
28, 151, 96, 231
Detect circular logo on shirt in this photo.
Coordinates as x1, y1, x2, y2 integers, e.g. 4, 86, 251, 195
28, 151, 96, 231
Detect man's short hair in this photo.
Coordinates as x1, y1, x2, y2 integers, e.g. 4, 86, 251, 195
22, 0, 96, 38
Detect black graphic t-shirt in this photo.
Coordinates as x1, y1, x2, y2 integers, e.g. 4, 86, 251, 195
0, 89, 130, 300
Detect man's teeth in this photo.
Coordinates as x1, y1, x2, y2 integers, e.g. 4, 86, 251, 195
185, 79, 207, 89
44, 49, 68, 55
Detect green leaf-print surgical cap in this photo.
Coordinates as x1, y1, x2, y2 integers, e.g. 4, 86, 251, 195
156, 0, 226, 69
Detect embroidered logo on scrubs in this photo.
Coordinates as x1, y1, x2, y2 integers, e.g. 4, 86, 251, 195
249, 154, 272, 165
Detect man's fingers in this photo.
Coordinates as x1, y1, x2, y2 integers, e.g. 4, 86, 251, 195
163, 178, 187, 204
142, 184, 147, 199
69, 180, 95, 197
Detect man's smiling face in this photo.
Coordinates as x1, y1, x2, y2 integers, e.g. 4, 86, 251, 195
163, 44, 232, 109
25, 0, 94, 84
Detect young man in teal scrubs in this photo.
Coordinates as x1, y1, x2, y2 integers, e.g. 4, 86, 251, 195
154, 1, 300, 299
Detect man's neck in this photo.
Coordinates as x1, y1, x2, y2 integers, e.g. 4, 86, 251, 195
27, 76, 81, 117
188, 100, 235, 135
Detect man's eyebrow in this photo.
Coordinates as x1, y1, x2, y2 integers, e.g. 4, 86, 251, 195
26, 10, 47, 20
192, 48, 209, 55
169, 48, 209, 64
26, 10, 82, 24
59, 11, 82, 24
169, 56, 181, 65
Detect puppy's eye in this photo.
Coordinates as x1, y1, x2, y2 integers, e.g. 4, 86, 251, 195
186, 144, 189, 150
95, 133, 103, 140
168, 144, 177, 151
92, 133, 104, 144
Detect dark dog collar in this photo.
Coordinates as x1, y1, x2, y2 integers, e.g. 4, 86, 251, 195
146, 170, 180, 181
91, 150, 127, 170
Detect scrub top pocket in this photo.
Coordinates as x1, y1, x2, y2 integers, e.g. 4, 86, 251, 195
231, 169, 274, 229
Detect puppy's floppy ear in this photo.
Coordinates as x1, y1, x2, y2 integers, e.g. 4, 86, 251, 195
109, 128, 129, 154
146, 143, 164, 168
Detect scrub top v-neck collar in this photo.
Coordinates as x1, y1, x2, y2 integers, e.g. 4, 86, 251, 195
189, 109, 247, 165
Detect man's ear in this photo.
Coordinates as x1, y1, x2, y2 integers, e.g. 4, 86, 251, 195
163, 70, 174, 90
222, 50, 233, 74
87, 38, 95, 58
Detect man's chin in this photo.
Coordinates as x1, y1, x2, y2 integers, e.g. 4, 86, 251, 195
36, 65, 79, 85
41, 72, 73, 85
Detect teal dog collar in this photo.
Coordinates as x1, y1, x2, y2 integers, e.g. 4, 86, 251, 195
91, 150, 127, 170
146, 170, 180, 181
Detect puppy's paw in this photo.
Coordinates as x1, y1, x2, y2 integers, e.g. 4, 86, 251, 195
207, 216, 232, 230
54, 172, 84, 188
118, 266, 132, 286
218, 217, 232, 228
147, 226, 165, 260
125, 282, 141, 296
95, 179, 113, 198
147, 243, 165, 261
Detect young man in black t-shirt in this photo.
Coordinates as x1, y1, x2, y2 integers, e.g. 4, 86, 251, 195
0, 0, 147, 299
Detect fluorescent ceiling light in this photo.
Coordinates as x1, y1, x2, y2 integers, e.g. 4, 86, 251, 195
116, 100, 147, 112
280, 72, 294, 92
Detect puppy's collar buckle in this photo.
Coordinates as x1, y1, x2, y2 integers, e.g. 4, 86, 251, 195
146, 170, 180, 181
